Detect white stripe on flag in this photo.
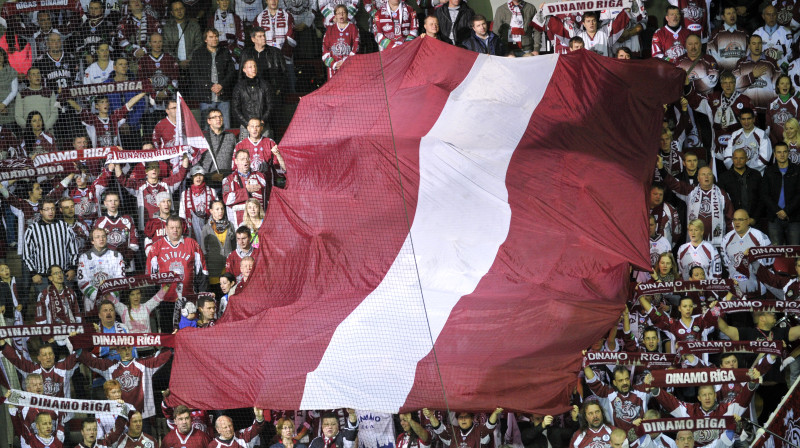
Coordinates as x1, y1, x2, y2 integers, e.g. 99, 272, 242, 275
300, 54, 559, 412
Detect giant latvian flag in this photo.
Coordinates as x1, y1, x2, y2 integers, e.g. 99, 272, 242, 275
168, 38, 684, 414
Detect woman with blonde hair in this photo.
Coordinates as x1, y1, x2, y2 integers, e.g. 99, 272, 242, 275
676, 219, 722, 280
243, 197, 264, 248
783, 117, 800, 163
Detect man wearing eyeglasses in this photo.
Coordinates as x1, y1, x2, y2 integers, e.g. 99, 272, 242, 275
204, 108, 236, 172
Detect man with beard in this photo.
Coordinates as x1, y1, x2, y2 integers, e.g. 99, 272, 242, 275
425, 408, 502, 448
584, 365, 651, 432
208, 408, 266, 448
163, 405, 214, 448
568, 402, 615, 448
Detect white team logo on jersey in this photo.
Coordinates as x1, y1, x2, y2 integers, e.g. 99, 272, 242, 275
790, 149, 800, 165
765, 47, 783, 62
694, 429, 720, 444
332, 40, 351, 57
145, 192, 158, 206
117, 371, 140, 392
783, 409, 800, 448
76, 197, 93, 217
665, 42, 686, 61
682, 4, 704, 22
612, 397, 640, 421
43, 377, 61, 395
107, 229, 126, 246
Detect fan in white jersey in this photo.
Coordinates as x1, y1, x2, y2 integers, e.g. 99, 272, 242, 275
630, 410, 677, 448
721, 209, 772, 296
677, 219, 722, 280
83, 43, 115, 84
636, 216, 672, 283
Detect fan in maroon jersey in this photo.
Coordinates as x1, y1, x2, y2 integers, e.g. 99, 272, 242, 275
568, 402, 616, 448
162, 405, 214, 448
209, 407, 266, 448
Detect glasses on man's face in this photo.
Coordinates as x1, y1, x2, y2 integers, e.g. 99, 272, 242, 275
209, 115, 223, 120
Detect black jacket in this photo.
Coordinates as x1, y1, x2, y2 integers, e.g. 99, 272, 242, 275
240, 45, 286, 95
232, 75, 274, 127
189, 46, 237, 102
435, 3, 475, 46
761, 163, 800, 221
717, 166, 763, 219
462, 31, 506, 56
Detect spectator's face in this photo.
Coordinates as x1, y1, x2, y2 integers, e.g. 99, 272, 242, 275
47, 33, 62, 53
74, 136, 89, 150
31, 183, 43, 202
60, 200, 75, 219
28, 69, 42, 87
720, 355, 738, 368
665, 9, 681, 27
763, 6, 777, 26
129, 414, 143, 438
235, 152, 251, 172
616, 49, 630, 59
99, 303, 116, 327
583, 16, 597, 33
217, 417, 235, 439
697, 167, 713, 188
104, 194, 119, 213
675, 431, 694, 448
82, 422, 98, 445
117, 345, 134, 361
37, 346, 55, 369
171, 3, 186, 20
38, 13, 52, 32
321, 418, 339, 438
48, 266, 64, 286
41, 202, 57, 222
720, 77, 735, 96
749, 37, 762, 56
89, 1, 103, 17
76, 173, 89, 188
106, 386, 122, 400
649, 217, 656, 237
739, 112, 755, 131
688, 223, 703, 243
686, 36, 701, 59
660, 132, 671, 151
472, 19, 487, 37
689, 267, 705, 280
732, 150, 747, 170
130, 0, 143, 13
166, 102, 177, 121
279, 422, 294, 439
456, 413, 473, 430
97, 44, 110, 61
92, 229, 107, 251
643, 330, 659, 351
649, 188, 664, 207
129, 289, 142, 307
612, 370, 630, 394
569, 41, 584, 51
159, 198, 173, 214
657, 254, 672, 276
241, 259, 254, 277
678, 299, 694, 318
30, 114, 44, 133
220, 276, 234, 293
37, 415, 53, 438
218, 0, 230, 10
723, 7, 737, 26
252, 32, 266, 48
176, 412, 192, 434
193, 173, 205, 186
26, 376, 44, 394
167, 220, 183, 241
697, 386, 716, 409
206, 31, 219, 49
776, 145, 790, 164
610, 434, 626, 448
211, 201, 225, 220
246, 201, 260, 218
247, 119, 263, 138
236, 232, 251, 250
243, 60, 258, 79
684, 154, 698, 172
207, 110, 224, 131
97, 98, 111, 114
150, 34, 164, 52
0, 265, 10, 281
199, 301, 216, 320
779, 77, 792, 95
424, 17, 439, 35
584, 404, 603, 430
334, 7, 348, 24
267, 0, 278, 9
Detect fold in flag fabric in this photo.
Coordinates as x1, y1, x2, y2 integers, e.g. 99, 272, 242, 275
175, 92, 211, 165
169, 40, 684, 414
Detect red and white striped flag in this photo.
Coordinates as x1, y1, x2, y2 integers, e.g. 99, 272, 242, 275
169, 40, 683, 414
175, 92, 211, 167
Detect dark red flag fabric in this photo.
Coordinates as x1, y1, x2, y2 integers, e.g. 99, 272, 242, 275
169, 39, 683, 414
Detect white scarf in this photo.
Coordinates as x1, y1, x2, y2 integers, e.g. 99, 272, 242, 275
687, 185, 726, 247
508, 1, 524, 43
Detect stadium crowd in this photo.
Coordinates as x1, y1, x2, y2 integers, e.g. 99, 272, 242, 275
0, 0, 799, 447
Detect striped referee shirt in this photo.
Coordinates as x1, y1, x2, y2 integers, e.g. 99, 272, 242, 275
23, 218, 79, 276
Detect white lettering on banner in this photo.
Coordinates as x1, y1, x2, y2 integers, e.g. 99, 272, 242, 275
68, 81, 143, 98
542, 0, 628, 15
642, 418, 727, 433
0, 324, 84, 339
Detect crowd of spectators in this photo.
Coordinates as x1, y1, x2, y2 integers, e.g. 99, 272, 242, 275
0, 0, 798, 447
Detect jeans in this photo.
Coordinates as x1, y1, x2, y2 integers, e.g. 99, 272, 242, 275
200, 101, 231, 131
767, 219, 800, 245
